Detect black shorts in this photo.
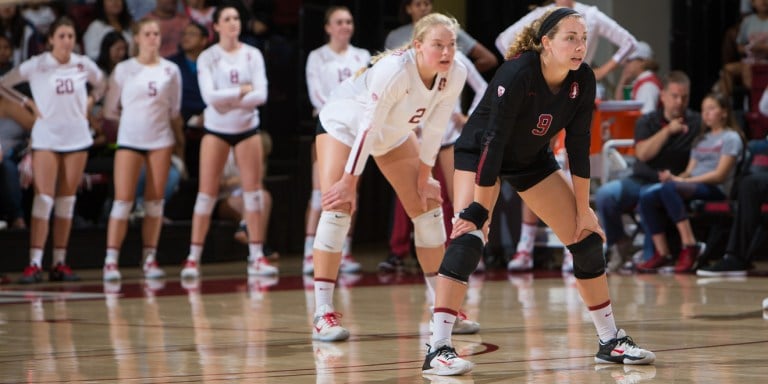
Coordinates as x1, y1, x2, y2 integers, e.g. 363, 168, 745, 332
204, 128, 260, 146
33, 146, 91, 155
455, 151, 560, 192
116, 145, 149, 155
315, 120, 327, 136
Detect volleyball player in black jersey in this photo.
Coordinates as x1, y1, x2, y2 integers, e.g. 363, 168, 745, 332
422, 8, 655, 376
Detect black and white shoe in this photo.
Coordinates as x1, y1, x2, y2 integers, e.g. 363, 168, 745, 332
595, 329, 656, 365
422, 344, 473, 376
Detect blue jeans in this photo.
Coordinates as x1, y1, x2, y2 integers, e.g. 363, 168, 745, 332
595, 177, 649, 246
0, 149, 24, 220
638, 181, 726, 235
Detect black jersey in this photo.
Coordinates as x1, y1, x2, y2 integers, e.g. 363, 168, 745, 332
455, 51, 596, 186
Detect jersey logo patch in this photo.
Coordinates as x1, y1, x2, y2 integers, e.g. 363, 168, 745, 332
371, 92, 378, 101
438, 77, 446, 91
569, 82, 579, 99
497, 86, 505, 97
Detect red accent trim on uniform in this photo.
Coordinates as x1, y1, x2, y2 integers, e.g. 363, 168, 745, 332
434, 307, 459, 316
424, 272, 438, 277
522, 221, 538, 226
306, 232, 316, 236
588, 300, 611, 311
314, 278, 337, 284
191, 242, 204, 246
350, 129, 370, 174
476, 142, 490, 184
248, 241, 263, 245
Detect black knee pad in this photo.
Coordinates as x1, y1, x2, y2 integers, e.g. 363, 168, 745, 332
567, 232, 606, 280
438, 233, 484, 283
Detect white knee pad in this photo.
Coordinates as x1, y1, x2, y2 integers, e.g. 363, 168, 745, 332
144, 199, 164, 218
309, 189, 321, 210
31, 194, 54, 219
54, 196, 76, 219
193, 193, 215, 215
242, 190, 264, 212
313, 211, 351, 252
412, 207, 446, 248
109, 200, 133, 220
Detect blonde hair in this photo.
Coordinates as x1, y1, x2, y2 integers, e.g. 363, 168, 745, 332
504, 7, 582, 60
131, 17, 158, 57
357, 12, 458, 77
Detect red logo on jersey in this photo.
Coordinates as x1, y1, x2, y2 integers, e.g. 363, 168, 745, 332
498, 86, 505, 97
569, 82, 579, 99
438, 77, 446, 91
76, 63, 84, 72
371, 92, 378, 101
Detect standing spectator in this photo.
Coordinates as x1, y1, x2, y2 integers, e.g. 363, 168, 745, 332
83, 0, 134, 61
147, 0, 189, 58
425, 9, 654, 375
101, 18, 183, 281
95, 31, 130, 75
637, 93, 744, 273
613, 41, 662, 114
1, 17, 106, 283
595, 71, 701, 271
302, 6, 370, 275
180, 3, 273, 279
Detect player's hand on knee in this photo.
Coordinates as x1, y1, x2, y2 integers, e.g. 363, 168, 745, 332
574, 208, 605, 243
417, 177, 442, 211
322, 179, 357, 214
450, 217, 476, 239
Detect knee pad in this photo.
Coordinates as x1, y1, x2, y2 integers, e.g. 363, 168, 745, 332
412, 207, 446, 248
54, 196, 76, 219
31, 194, 54, 219
242, 190, 264, 212
310, 190, 321, 210
109, 200, 133, 220
313, 211, 351, 253
567, 232, 606, 279
193, 193, 215, 215
144, 199, 164, 218
438, 232, 484, 284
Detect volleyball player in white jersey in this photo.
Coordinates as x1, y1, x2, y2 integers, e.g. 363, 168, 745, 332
101, 18, 183, 281
303, 6, 370, 275
181, 3, 274, 279
1, 17, 106, 283
310, 13, 467, 342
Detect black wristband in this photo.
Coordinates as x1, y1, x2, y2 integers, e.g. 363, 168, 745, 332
458, 202, 489, 229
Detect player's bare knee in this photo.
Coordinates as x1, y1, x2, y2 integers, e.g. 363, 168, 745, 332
567, 232, 605, 279
412, 207, 446, 248
313, 211, 351, 252
438, 231, 484, 284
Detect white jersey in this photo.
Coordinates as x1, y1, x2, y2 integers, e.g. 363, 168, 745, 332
1, 52, 105, 151
495, 2, 637, 64
104, 58, 182, 150
320, 49, 467, 176
441, 51, 487, 146
197, 43, 268, 134
305, 44, 370, 112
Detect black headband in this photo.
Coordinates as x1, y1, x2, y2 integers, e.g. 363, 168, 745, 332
537, 8, 579, 43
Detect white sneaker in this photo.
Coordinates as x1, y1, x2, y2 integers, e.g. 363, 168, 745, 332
339, 253, 361, 273
248, 257, 278, 276
143, 261, 165, 279
422, 344, 473, 375
103, 263, 121, 281
561, 249, 574, 273
180, 259, 200, 279
595, 329, 656, 365
507, 251, 533, 271
303, 255, 314, 275
312, 304, 350, 341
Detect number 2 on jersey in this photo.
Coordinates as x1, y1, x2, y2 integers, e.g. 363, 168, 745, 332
409, 108, 426, 124
532, 114, 552, 136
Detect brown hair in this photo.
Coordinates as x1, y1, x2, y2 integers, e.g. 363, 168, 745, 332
697, 92, 745, 146
324, 5, 351, 25
504, 7, 582, 60
130, 17, 159, 57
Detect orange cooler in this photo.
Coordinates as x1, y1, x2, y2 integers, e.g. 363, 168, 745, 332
590, 100, 643, 155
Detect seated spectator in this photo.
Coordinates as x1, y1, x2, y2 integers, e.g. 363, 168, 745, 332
183, 0, 215, 42
595, 71, 701, 272
125, 0, 156, 21
19, 1, 63, 55
95, 30, 130, 75
0, 89, 36, 230
146, 0, 189, 58
613, 41, 662, 114
0, 35, 13, 74
83, 0, 134, 60
0, 4, 38, 65
637, 93, 745, 274
716, 0, 768, 100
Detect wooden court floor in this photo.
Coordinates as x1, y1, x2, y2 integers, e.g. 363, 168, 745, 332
0, 251, 767, 383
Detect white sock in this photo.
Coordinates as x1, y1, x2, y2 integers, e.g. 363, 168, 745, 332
105, 248, 119, 265
53, 248, 66, 265
304, 235, 315, 258
30, 248, 43, 267
142, 247, 156, 265
430, 310, 456, 349
188, 244, 203, 261
517, 223, 537, 254
342, 235, 353, 256
589, 301, 618, 342
314, 280, 335, 311
424, 274, 437, 306
248, 243, 264, 262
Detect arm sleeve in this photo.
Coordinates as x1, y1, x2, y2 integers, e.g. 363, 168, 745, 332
494, 7, 547, 55
305, 50, 325, 111
565, 73, 597, 179
102, 67, 122, 121
86, 57, 107, 102
457, 53, 488, 114
476, 69, 527, 186
591, 10, 638, 63
197, 52, 241, 109
82, 22, 102, 60
344, 64, 408, 176
239, 48, 268, 109
169, 64, 182, 118
1, 57, 33, 87
722, 131, 744, 158
420, 67, 468, 167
